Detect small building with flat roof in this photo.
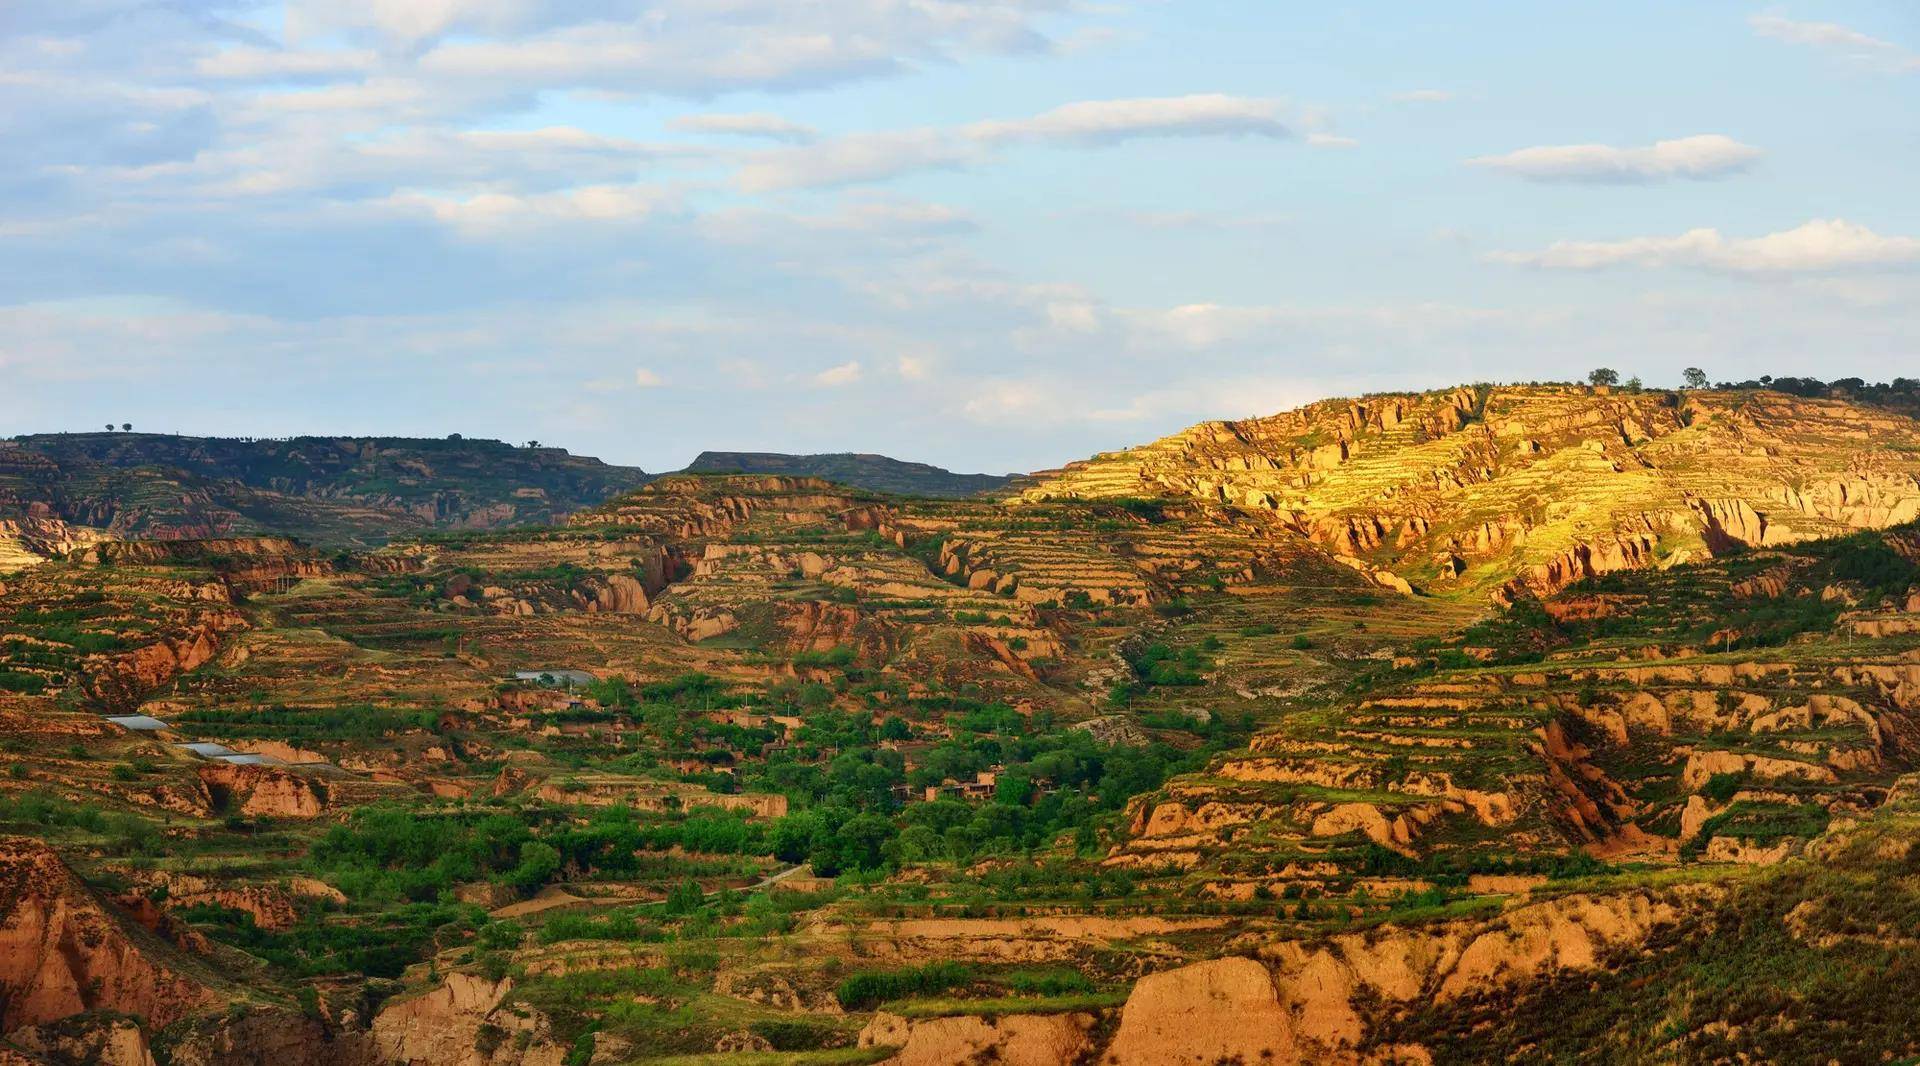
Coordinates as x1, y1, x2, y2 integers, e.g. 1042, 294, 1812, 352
178, 742, 239, 759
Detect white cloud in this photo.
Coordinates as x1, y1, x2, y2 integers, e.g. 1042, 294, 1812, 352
1391, 89, 1454, 103
669, 112, 817, 143
738, 94, 1304, 190
895, 355, 930, 380
962, 379, 1050, 423
966, 94, 1292, 145
814, 360, 863, 386
634, 367, 663, 387
1489, 218, 1920, 274
197, 46, 380, 80
736, 130, 976, 192
1045, 300, 1101, 333
1750, 12, 1919, 71
1469, 134, 1761, 183
287, 0, 548, 48
404, 7, 1037, 97
386, 183, 669, 235
1306, 132, 1357, 148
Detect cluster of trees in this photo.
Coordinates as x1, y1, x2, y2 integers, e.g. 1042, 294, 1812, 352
1584, 367, 1919, 398
1711, 374, 1920, 399
834, 961, 973, 1009
545, 805, 767, 871
310, 806, 562, 902
746, 706, 1249, 873
180, 898, 477, 979
1111, 638, 1216, 700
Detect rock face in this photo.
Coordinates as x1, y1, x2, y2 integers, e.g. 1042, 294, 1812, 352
163, 1009, 376, 1066
0, 513, 105, 574
577, 573, 649, 614
197, 764, 329, 818
7, 1016, 157, 1066
88, 620, 238, 711
861, 1010, 1098, 1066
1102, 889, 1697, 1065
0, 837, 215, 1031
1103, 957, 1294, 1065
369, 974, 564, 1066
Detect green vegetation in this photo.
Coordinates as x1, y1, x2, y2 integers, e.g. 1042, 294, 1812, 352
835, 961, 973, 1009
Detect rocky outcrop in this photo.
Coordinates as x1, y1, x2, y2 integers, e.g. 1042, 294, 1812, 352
1498, 533, 1658, 604
1692, 497, 1776, 552
1103, 888, 1699, 1064
6, 1016, 156, 1066
861, 1010, 1098, 1066
133, 873, 306, 932
0, 838, 215, 1031
0, 515, 106, 573
162, 1008, 376, 1066
85, 612, 243, 711
196, 765, 329, 819
369, 975, 564, 1066
1104, 957, 1295, 1065
575, 573, 648, 614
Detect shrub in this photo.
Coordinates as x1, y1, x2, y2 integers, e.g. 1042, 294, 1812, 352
835, 961, 973, 1009
1006, 967, 1095, 996
0, 671, 47, 695
1702, 772, 1743, 804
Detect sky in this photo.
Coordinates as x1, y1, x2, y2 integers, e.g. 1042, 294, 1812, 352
2, 2, 1917, 474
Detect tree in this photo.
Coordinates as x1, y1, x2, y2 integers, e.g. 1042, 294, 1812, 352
1625, 376, 1643, 390
768, 811, 823, 864
836, 812, 898, 872
104, 424, 114, 432
663, 877, 705, 915
890, 824, 943, 864
1587, 368, 1620, 387
121, 423, 131, 432
1682, 367, 1709, 390
504, 840, 559, 892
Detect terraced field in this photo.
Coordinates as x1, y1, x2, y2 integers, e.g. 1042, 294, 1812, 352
5, 386, 1920, 1066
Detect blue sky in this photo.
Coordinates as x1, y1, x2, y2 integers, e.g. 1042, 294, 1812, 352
2, 2, 1916, 473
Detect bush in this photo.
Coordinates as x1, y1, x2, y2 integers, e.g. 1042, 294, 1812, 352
1702, 772, 1743, 804
835, 961, 974, 1009
1006, 967, 1095, 996
0, 671, 47, 695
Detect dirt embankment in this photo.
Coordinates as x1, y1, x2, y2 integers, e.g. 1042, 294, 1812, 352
0, 837, 216, 1032
1101, 886, 1705, 1064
